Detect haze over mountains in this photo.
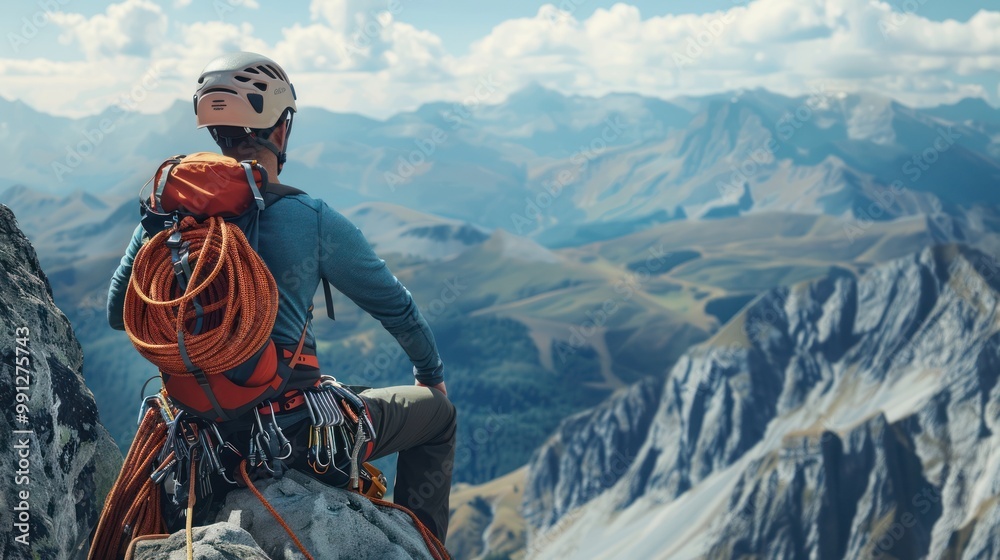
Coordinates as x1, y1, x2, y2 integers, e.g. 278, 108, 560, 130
5, 85, 1000, 237
3, 85, 1000, 557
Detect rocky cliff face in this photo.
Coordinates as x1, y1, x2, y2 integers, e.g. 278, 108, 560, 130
523, 244, 1000, 559
0, 204, 122, 559
522, 377, 661, 531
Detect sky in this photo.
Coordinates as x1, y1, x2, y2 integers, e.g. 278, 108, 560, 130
2, 0, 999, 119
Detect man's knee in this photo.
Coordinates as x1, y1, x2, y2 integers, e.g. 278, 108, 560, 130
435, 393, 457, 442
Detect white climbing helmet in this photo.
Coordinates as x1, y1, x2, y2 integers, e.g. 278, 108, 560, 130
193, 51, 297, 130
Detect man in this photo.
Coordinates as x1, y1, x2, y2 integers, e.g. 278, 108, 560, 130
106, 51, 456, 542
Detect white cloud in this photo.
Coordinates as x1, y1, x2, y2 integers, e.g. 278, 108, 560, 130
454, 0, 1000, 109
49, 0, 168, 59
310, 0, 384, 32
2, 0, 1000, 119
0, 56, 177, 117
275, 0, 447, 73
0, 6, 270, 117
170, 20, 270, 64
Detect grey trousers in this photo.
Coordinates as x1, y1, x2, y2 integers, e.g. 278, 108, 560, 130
361, 386, 457, 542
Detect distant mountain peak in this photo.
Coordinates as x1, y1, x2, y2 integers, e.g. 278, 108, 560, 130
925, 96, 1000, 125
501, 83, 572, 114
486, 229, 561, 263
0, 184, 55, 208
0, 185, 107, 211
345, 201, 489, 260
508, 82, 566, 100
72, 190, 108, 211
933, 96, 997, 112
1, 183, 31, 199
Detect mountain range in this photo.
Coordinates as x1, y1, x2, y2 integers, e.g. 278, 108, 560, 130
522, 245, 1000, 559
5, 86, 1000, 239
4, 85, 1000, 558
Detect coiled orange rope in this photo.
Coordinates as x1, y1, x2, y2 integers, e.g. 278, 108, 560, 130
124, 216, 277, 376
89, 408, 168, 559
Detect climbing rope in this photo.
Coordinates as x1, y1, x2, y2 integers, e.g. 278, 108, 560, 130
238, 460, 316, 560
185, 455, 197, 560
123, 534, 171, 559
369, 497, 452, 560
124, 216, 278, 376
234, 460, 449, 560
88, 407, 169, 559
121, 454, 200, 560
94, 408, 449, 560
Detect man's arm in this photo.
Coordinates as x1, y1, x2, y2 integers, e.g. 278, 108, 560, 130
318, 204, 445, 387
107, 224, 145, 331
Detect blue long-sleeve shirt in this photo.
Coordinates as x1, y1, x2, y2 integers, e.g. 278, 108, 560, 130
107, 193, 445, 385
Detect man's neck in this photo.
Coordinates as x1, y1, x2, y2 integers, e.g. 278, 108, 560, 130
224, 150, 279, 180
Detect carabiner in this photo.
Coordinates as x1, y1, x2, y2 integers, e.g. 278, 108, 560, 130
307, 425, 329, 474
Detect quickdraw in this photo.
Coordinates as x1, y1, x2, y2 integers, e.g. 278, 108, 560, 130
248, 405, 293, 476
301, 377, 376, 491
304, 384, 345, 473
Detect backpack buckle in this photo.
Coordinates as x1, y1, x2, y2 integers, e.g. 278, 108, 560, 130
139, 208, 178, 238
165, 230, 184, 249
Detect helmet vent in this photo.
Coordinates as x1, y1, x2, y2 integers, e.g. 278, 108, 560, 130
247, 93, 264, 114
243, 67, 260, 74
257, 65, 277, 79
234, 75, 251, 83
253, 82, 268, 92
266, 64, 286, 81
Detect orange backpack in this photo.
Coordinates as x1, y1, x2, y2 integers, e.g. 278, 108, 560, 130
125, 152, 333, 422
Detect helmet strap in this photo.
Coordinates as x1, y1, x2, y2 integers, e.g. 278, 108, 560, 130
249, 133, 283, 171
248, 111, 293, 176
211, 128, 237, 148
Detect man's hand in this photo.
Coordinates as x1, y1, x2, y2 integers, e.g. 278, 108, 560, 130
417, 380, 447, 396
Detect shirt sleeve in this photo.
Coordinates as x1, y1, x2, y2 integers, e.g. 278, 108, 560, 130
107, 224, 145, 331
319, 204, 445, 385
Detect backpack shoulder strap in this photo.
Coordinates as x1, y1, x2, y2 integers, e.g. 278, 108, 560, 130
263, 183, 306, 207
261, 183, 336, 321
322, 277, 335, 321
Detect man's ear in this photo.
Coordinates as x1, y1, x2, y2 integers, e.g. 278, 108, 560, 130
271, 119, 289, 150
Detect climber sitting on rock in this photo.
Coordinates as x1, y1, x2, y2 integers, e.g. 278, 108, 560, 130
103, 52, 456, 550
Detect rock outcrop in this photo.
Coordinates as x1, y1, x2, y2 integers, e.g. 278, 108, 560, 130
0, 205, 122, 559
522, 377, 661, 531
128, 523, 271, 560
133, 471, 443, 560
523, 245, 1000, 559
